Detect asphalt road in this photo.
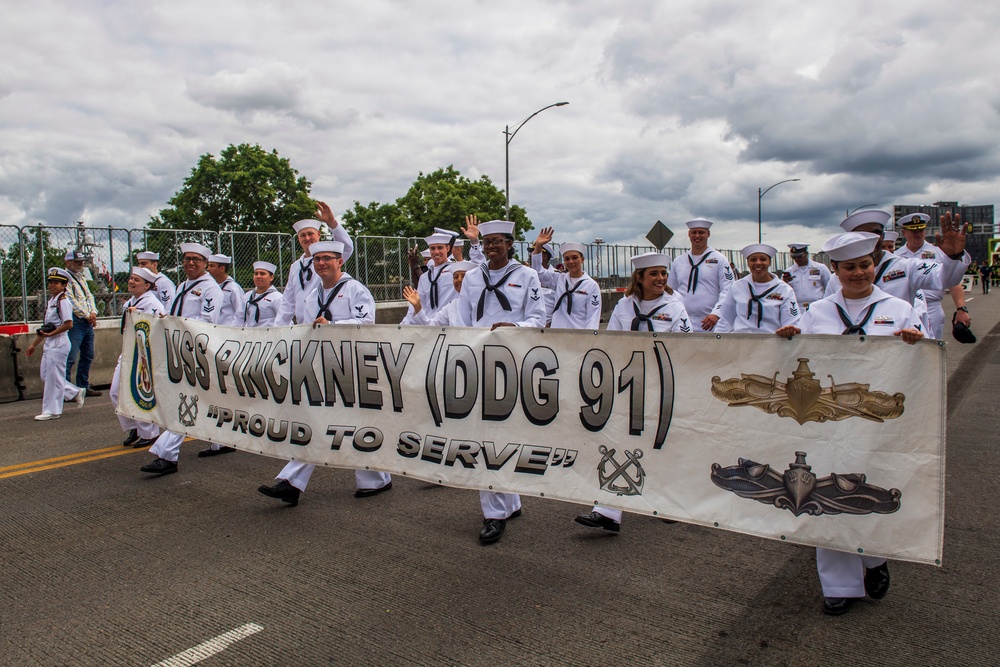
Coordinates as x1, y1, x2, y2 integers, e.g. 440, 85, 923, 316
2, 290, 998, 667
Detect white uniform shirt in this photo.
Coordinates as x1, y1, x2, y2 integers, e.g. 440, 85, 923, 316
216, 277, 246, 327
785, 260, 831, 306
411, 299, 462, 327
824, 251, 969, 303
167, 275, 224, 324
302, 273, 375, 324
607, 292, 691, 333
456, 261, 546, 328
895, 242, 947, 305
44, 294, 74, 344
120, 291, 165, 333
242, 287, 284, 327
152, 273, 176, 309
667, 247, 735, 329
532, 255, 602, 329
418, 261, 459, 317
275, 224, 355, 326
801, 286, 922, 337
714, 275, 801, 334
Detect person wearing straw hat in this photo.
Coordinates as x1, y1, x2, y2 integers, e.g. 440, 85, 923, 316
455, 219, 546, 544
894, 212, 970, 339
25, 268, 86, 421
401, 261, 478, 326
530, 227, 602, 330
111, 267, 166, 447
140, 242, 224, 476
241, 261, 284, 327
136, 250, 176, 308
62, 249, 101, 397
575, 251, 690, 533
666, 218, 735, 332
274, 201, 354, 326
776, 231, 923, 616
710, 244, 800, 334
258, 240, 390, 506
207, 254, 246, 327
783, 244, 831, 310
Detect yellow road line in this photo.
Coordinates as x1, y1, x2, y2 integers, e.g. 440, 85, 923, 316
0, 445, 124, 473
0, 437, 196, 480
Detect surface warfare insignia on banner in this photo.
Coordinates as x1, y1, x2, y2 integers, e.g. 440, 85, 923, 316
709, 451, 901, 517
710, 358, 905, 425
178, 393, 199, 427
129, 321, 156, 411
597, 446, 645, 496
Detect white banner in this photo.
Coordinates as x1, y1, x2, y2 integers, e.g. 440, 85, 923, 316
118, 314, 945, 564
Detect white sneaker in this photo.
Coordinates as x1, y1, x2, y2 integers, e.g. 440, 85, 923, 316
34, 413, 60, 421
75, 390, 85, 409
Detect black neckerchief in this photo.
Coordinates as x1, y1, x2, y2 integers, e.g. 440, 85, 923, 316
170, 277, 208, 316
427, 264, 447, 310
836, 301, 878, 335
316, 278, 351, 321
245, 288, 275, 323
554, 278, 586, 315
476, 265, 518, 320
298, 257, 314, 290
631, 301, 667, 331
687, 252, 710, 293
746, 282, 779, 328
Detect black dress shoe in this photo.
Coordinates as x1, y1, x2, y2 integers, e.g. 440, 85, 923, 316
258, 480, 301, 506
574, 511, 621, 533
864, 562, 891, 599
85, 389, 102, 397
122, 429, 139, 447
133, 437, 157, 449
197, 446, 237, 458
822, 597, 857, 616
140, 458, 178, 476
479, 518, 506, 544
354, 482, 392, 498
508, 509, 522, 520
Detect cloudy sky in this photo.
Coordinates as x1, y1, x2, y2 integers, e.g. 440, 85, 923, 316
2, 0, 999, 251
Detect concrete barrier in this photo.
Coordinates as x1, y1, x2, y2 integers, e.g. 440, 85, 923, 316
0, 336, 20, 403
11, 332, 43, 399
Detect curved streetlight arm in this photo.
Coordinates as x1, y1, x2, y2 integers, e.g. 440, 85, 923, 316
759, 178, 801, 200
505, 101, 569, 220
505, 102, 569, 145
757, 178, 801, 243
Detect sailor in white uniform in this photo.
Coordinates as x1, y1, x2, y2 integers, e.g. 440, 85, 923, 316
111, 267, 166, 448
576, 252, 691, 533
25, 268, 85, 421
776, 231, 926, 616
783, 244, 831, 309
274, 202, 354, 326
400, 231, 461, 324
207, 254, 246, 327
140, 242, 224, 476
241, 261, 284, 328
710, 244, 800, 334
530, 229, 602, 330
455, 220, 547, 544
666, 218, 735, 332
401, 261, 477, 326
136, 251, 176, 308
257, 241, 391, 506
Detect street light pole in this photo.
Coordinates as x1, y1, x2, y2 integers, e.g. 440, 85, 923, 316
757, 178, 801, 243
504, 102, 569, 220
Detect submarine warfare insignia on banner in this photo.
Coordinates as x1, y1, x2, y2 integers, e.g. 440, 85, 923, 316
710, 358, 904, 425
709, 451, 901, 517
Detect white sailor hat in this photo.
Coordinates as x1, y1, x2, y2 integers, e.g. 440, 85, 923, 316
741, 243, 777, 260
253, 261, 277, 274
560, 242, 586, 258
631, 252, 671, 270
540, 243, 555, 257
179, 242, 212, 259
292, 219, 322, 234
883, 230, 899, 243
787, 243, 809, 254
136, 251, 159, 261
424, 233, 454, 246
822, 232, 880, 261
478, 220, 515, 237
898, 213, 930, 230
131, 266, 159, 284
685, 218, 713, 230
450, 261, 478, 273
309, 241, 345, 256
840, 209, 891, 232
453, 238, 465, 247
208, 254, 232, 265
64, 249, 86, 261
433, 227, 460, 239
47, 267, 71, 282
420, 249, 431, 259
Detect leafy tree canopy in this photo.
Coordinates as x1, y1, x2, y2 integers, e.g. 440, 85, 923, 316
150, 143, 316, 233
342, 166, 533, 240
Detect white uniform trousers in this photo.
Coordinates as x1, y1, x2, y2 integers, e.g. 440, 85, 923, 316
149, 430, 186, 462
926, 301, 944, 340
593, 506, 623, 524
109, 357, 160, 440
40, 338, 81, 416
276, 461, 391, 493
816, 547, 887, 598
480, 491, 521, 520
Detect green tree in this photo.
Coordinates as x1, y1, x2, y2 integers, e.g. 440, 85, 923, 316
151, 143, 316, 233
342, 166, 533, 240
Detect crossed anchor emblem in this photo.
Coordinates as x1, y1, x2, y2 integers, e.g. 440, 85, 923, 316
597, 445, 645, 496
178, 393, 199, 427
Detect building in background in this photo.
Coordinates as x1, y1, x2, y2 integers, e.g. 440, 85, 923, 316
893, 201, 995, 262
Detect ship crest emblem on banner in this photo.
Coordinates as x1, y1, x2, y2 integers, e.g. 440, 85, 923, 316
710, 451, 901, 517
597, 445, 645, 496
177, 393, 199, 427
129, 321, 156, 412
710, 358, 904, 425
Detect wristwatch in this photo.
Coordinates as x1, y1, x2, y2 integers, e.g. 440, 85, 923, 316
956, 306, 969, 313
